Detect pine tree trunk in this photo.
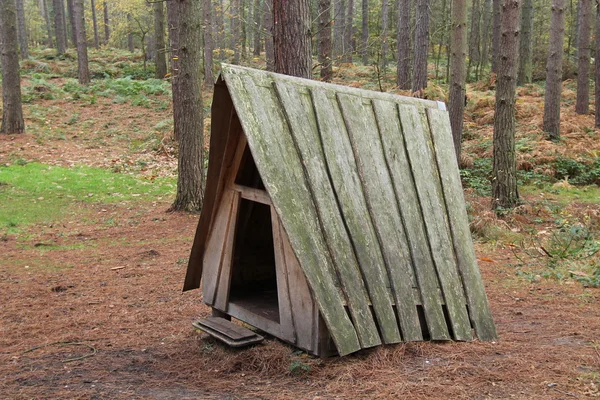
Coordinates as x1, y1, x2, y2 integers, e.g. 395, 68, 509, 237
467, 0, 481, 81
517, 0, 533, 84
167, 0, 204, 212
73, 0, 89, 84
344, 0, 354, 62
397, 0, 411, 88
318, 0, 333, 80
480, 0, 492, 72
15, 0, 28, 59
434, 0, 447, 80
241, 1, 247, 60
203, 0, 214, 86
381, 0, 389, 69
90, 0, 99, 49
492, 0, 521, 210
154, 0, 167, 79
543, 0, 566, 138
491, 0, 501, 72
127, 13, 134, 52
412, 0, 430, 92
216, 0, 224, 59
264, 0, 275, 71
53, 0, 67, 54
253, 0, 262, 56
66, 0, 77, 47
595, 0, 600, 127
167, 0, 180, 139
333, 0, 345, 60
0, 0, 25, 133
103, 1, 109, 43
575, 0, 591, 114
361, 0, 368, 63
232, 0, 240, 63
42, 0, 53, 48
273, 0, 311, 78
449, 0, 467, 162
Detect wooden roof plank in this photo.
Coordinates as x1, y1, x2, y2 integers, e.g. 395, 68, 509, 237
398, 104, 473, 341
426, 108, 498, 341
336, 93, 423, 342
274, 81, 382, 349
311, 88, 402, 344
371, 99, 451, 341
222, 68, 361, 355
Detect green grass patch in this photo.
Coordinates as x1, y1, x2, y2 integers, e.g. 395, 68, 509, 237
521, 184, 600, 205
0, 163, 175, 233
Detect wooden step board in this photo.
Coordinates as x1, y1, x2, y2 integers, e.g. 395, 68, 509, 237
192, 317, 264, 347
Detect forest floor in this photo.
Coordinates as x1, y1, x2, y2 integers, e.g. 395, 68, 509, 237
1, 49, 600, 399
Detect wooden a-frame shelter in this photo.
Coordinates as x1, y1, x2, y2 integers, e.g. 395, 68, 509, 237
184, 64, 497, 356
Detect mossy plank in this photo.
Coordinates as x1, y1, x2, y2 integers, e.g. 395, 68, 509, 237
426, 108, 498, 341
310, 87, 402, 345
372, 99, 451, 341
224, 69, 361, 355
274, 81, 382, 348
398, 104, 473, 341
336, 93, 423, 342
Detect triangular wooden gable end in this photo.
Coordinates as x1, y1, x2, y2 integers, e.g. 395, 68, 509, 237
185, 64, 497, 356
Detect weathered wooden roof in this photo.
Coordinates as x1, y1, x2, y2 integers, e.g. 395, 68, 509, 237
185, 64, 497, 355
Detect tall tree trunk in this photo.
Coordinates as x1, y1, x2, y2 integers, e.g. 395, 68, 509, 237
412, 0, 430, 92
273, 0, 311, 78
167, 0, 204, 212
517, 0, 533, 84
103, 0, 109, 43
253, 0, 262, 56
264, 0, 275, 71
333, 0, 345, 60
15, 0, 28, 58
480, 0, 492, 73
127, 13, 134, 52
241, 1, 247, 60
595, 0, 600, 127
575, 0, 591, 114
203, 0, 214, 86
344, 0, 354, 62
0, 0, 25, 133
42, 0, 53, 48
73, 0, 89, 84
232, 0, 240, 63
318, 0, 333, 80
381, 0, 389, 69
154, 0, 167, 79
397, 0, 411, 88
543, 0, 566, 138
66, 0, 77, 47
53, 0, 67, 54
492, 0, 521, 210
434, 0, 447, 80
361, 0, 368, 63
90, 0, 99, 49
467, 0, 481, 81
449, 0, 467, 162
216, 0, 224, 59
491, 0, 501, 72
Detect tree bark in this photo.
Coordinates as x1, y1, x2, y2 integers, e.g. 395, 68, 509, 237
167, 0, 204, 212
344, 0, 354, 62
253, 0, 262, 56
53, 0, 67, 54
15, 0, 28, 59
232, 0, 240, 63
66, 0, 77, 47
575, 0, 591, 114
154, 1, 167, 79
361, 0, 368, 63
397, 0, 411, 88
42, 0, 54, 48
127, 13, 134, 52
318, 0, 333, 80
480, 0, 493, 72
216, 0, 224, 59
264, 0, 275, 71
543, 0, 566, 138
412, 0, 430, 92
467, 0, 481, 81
103, 0, 109, 43
333, 0, 345, 60
0, 0, 25, 133
90, 0, 99, 49
595, 0, 600, 127
73, 0, 89, 84
273, 0, 311, 78
491, 0, 501, 72
517, 0, 533, 84
381, 0, 389, 69
449, 0, 467, 162
241, 1, 247, 60
492, 0, 521, 210
203, 0, 214, 86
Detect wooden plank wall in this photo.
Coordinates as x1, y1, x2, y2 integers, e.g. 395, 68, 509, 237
220, 64, 497, 355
